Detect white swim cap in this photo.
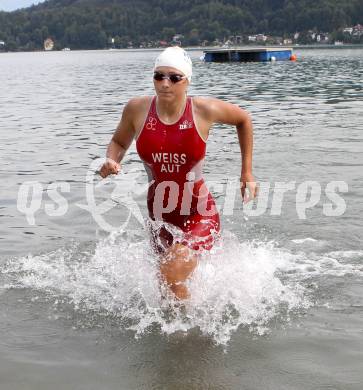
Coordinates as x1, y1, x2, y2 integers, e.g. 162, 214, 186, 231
154, 47, 192, 82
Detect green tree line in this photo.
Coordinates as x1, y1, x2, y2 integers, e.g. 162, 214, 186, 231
0, 0, 362, 50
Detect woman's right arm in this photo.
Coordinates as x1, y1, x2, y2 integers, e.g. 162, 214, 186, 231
100, 100, 137, 178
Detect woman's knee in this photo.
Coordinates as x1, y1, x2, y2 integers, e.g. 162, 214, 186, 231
160, 244, 197, 284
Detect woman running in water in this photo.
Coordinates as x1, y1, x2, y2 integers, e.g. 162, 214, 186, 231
100, 47, 257, 300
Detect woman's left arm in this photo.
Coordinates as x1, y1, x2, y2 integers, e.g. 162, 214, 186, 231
206, 98, 258, 202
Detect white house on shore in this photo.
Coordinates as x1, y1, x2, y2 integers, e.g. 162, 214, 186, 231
44, 38, 54, 51
248, 34, 267, 42
343, 24, 363, 36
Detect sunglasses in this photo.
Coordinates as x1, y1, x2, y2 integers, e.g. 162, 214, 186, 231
153, 72, 186, 84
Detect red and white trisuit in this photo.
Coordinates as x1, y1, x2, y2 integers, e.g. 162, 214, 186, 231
136, 96, 220, 252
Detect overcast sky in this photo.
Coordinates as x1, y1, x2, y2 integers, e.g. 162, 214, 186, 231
0, 1, 45, 11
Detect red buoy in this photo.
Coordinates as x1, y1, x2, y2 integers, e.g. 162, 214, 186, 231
290, 54, 297, 61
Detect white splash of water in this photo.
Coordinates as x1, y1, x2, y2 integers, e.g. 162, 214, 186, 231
2, 229, 361, 345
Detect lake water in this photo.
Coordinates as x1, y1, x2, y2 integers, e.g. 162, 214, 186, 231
0, 47, 362, 389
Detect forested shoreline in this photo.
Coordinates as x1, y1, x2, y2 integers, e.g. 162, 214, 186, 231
0, 0, 362, 51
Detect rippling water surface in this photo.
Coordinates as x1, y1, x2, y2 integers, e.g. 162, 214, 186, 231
0, 48, 362, 389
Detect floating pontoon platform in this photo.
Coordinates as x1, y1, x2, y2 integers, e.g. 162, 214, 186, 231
203, 47, 293, 62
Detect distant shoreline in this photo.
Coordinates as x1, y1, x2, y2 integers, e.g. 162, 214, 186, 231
1, 44, 363, 54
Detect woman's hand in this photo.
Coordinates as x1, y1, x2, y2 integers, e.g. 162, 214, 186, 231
99, 158, 120, 178
241, 172, 258, 203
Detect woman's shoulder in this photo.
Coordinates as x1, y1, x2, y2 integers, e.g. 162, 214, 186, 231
191, 96, 220, 120
192, 96, 222, 109
123, 96, 153, 118
126, 96, 153, 110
